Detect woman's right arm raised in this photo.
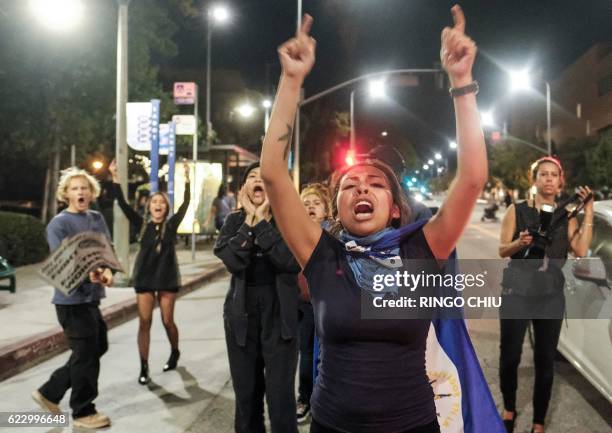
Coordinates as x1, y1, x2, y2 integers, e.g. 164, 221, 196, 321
260, 15, 321, 268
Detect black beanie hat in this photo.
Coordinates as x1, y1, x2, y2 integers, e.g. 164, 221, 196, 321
241, 161, 260, 186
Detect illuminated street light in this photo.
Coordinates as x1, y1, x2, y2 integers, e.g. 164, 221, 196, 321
262, 99, 272, 109
368, 79, 386, 98
210, 5, 230, 23
423, 164, 429, 170
29, 0, 83, 32
92, 160, 104, 171
236, 103, 255, 118
427, 159, 434, 165
434, 152, 442, 160
480, 110, 495, 127
509, 69, 531, 92
381, 131, 388, 137
449, 141, 457, 150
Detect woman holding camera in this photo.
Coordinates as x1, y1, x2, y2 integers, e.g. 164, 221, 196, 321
498, 156, 593, 433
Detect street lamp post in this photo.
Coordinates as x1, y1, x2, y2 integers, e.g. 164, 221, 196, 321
114, 0, 130, 281
349, 79, 386, 152
29, 0, 84, 167
205, 5, 230, 149
262, 99, 272, 131
509, 69, 552, 155
350, 90, 355, 151
545, 81, 551, 156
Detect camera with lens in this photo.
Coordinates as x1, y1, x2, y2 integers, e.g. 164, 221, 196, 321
522, 192, 593, 261
523, 204, 554, 260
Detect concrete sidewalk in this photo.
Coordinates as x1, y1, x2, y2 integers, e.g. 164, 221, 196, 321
0, 245, 227, 382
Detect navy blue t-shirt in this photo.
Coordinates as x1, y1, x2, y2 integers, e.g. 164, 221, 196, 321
303, 228, 437, 433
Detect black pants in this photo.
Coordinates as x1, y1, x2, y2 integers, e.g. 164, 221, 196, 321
39, 303, 108, 418
225, 284, 298, 433
499, 318, 562, 425
297, 299, 314, 405
310, 418, 440, 433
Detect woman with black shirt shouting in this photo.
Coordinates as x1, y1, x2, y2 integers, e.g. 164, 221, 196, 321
109, 160, 190, 385
260, 6, 487, 433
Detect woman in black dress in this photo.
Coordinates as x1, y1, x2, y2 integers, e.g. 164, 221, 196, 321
109, 160, 190, 384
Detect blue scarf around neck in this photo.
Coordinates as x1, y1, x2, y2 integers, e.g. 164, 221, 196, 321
339, 220, 428, 298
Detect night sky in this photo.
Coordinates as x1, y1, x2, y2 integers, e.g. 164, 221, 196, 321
170, 0, 612, 161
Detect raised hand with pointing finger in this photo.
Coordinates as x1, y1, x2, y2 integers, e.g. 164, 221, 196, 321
441, 5, 477, 88
278, 14, 316, 81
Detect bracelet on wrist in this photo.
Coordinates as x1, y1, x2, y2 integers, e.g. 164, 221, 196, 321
449, 81, 479, 98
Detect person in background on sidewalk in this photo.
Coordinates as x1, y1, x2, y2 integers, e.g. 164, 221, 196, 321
32, 167, 114, 430
296, 183, 332, 423
108, 160, 190, 385
204, 182, 235, 232
214, 162, 300, 433
498, 156, 593, 433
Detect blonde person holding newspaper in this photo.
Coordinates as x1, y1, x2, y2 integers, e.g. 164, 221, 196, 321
33, 168, 113, 430
260, 7, 487, 433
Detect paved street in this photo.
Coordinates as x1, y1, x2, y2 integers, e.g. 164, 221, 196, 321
0, 205, 610, 432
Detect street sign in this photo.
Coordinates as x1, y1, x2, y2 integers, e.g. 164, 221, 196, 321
173, 82, 197, 105
150, 100, 161, 193
126, 102, 153, 151
167, 122, 176, 209
172, 114, 197, 135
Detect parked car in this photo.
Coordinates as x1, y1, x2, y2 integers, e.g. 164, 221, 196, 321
559, 200, 612, 403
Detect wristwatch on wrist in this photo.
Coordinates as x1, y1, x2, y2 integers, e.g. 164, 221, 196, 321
449, 81, 479, 98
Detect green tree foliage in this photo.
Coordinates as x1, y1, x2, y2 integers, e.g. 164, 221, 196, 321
489, 139, 541, 196
0, 1, 192, 202
584, 128, 612, 189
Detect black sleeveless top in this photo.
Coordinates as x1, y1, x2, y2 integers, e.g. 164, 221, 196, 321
303, 229, 437, 433
503, 200, 569, 296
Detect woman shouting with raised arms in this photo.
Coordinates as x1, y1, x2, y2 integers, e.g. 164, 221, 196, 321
261, 6, 487, 433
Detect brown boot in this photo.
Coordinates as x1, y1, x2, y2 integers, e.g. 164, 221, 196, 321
73, 412, 111, 429
31, 390, 61, 415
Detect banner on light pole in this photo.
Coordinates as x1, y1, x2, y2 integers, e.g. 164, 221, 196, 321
149, 99, 161, 193
126, 102, 153, 151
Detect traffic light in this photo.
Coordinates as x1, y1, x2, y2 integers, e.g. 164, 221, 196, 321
345, 149, 356, 167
